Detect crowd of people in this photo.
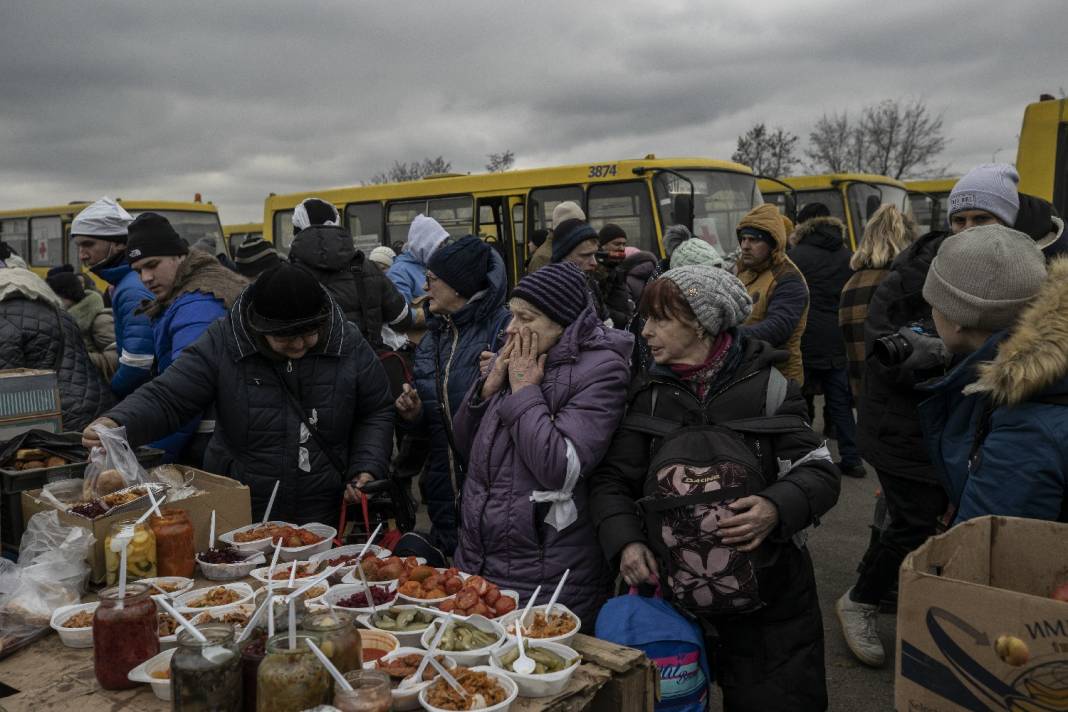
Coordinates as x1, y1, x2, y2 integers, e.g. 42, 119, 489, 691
0, 161, 1065, 710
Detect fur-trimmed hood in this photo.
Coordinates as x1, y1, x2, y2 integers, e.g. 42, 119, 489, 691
970, 257, 1068, 405
791, 216, 847, 250
0, 267, 63, 308
141, 249, 247, 318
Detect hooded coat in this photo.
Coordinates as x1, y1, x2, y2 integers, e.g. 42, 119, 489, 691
93, 253, 155, 397
736, 204, 810, 384
452, 307, 634, 623
106, 285, 395, 525
0, 268, 114, 431
918, 258, 1068, 523
788, 217, 853, 370
409, 249, 511, 552
387, 216, 449, 303
289, 224, 410, 349
67, 290, 118, 378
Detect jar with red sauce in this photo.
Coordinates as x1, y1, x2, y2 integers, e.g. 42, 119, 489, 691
150, 508, 195, 577
92, 583, 160, 690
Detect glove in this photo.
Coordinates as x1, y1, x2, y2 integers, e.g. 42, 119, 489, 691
898, 326, 950, 371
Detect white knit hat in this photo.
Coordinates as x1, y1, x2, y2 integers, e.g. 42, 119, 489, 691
70, 197, 133, 240
369, 245, 395, 268
948, 164, 1020, 225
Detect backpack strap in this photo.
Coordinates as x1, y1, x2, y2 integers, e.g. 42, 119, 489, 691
765, 367, 788, 416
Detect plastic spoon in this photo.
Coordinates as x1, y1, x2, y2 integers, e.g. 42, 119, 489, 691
262, 481, 280, 525
306, 639, 354, 693
237, 592, 274, 645
285, 564, 343, 605
357, 522, 383, 559
517, 585, 542, 631
287, 560, 298, 589
356, 562, 376, 615
145, 484, 163, 518
208, 510, 216, 549
155, 596, 232, 664
401, 612, 453, 689
288, 598, 297, 650
545, 569, 570, 618
134, 492, 167, 526
427, 655, 468, 697
513, 622, 536, 675
109, 524, 134, 607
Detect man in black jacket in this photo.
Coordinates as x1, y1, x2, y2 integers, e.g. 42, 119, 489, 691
788, 216, 864, 478
83, 263, 394, 526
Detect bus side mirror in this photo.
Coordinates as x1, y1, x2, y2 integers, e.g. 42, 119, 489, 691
672, 194, 694, 232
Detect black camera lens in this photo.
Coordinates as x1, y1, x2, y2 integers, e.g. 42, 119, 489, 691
873, 332, 914, 366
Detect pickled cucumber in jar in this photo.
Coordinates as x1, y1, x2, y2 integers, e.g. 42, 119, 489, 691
105, 519, 157, 585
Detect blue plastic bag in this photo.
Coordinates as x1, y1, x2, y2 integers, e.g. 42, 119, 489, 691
595, 587, 711, 712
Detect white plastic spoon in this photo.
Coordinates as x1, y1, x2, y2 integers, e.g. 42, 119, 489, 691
401, 612, 453, 689
262, 480, 280, 525
306, 638, 354, 692
208, 510, 216, 549
516, 585, 542, 632
545, 569, 570, 618
427, 655, 468, 697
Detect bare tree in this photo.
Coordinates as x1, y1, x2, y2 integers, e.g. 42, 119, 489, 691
806, 112, 860, 174
732, 123, 800, 177
485, 150, 515, 173
369, 156, 453, 184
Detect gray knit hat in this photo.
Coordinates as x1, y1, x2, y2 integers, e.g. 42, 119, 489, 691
662, 265, 752, 335
922, 225, 1045, 331
948, 163, 1020, 226
670, 238, 724, 269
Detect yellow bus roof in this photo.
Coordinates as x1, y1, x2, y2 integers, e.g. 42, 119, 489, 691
0, 200, 219, 220
1017, 97, 1067, 203
223, 222, 263, 235
265, 156, 753, 213
758, 173, 908, 194
905, 179, 958, 194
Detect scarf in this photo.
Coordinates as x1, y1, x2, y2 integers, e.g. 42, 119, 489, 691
670, 331, 734, 400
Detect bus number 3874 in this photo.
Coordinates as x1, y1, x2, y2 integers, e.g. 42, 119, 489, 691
587, 164, 618, 178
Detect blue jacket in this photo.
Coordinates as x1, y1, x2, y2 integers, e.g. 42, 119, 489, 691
94, 257, 154, 397
386, 252, 428, 304
409, 249, 511, 551
918, 263, 1068, 524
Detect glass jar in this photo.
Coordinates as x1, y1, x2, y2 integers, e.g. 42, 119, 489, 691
92, 583, 160, 690
150, 508, 195, 577
301, 611, 362, 673
171, 623, 242, 711
240, 630, 268, 712
256, 633, 331, 712
334, 670, 392, 712
104, 518, 157, 585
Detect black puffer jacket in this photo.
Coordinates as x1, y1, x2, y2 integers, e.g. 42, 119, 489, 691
856, 230, 949, 483
788, 217, 854, 370
107, 283, 395, 525
290, 225, 411, 350
0, 268, 114, 431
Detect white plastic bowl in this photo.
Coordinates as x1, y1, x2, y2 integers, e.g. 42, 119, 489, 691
320, 581, 398, 614
175, 583, 255, 613
138, 576, 195, 599
489, 640, 581, 698
419, 615, 506, 667
128, 647, 175, 701
357, 605, 441, 648
249, 560, 320, 586
278, 523, 337, 562
217, 520, 293, 554
372, 646, 457, 711
49, 602, 99, 648
498, 604, 581, 648
308, 543, 391, 577
418, 665, 518, 712
196, 552, 266, 581
191, 602, 256, 632
444, 590, 520, 621
394, 567, 464, 605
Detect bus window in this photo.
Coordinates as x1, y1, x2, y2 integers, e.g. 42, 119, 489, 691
273, 209, 295, 255
848, 184, 907, 244
478, 203, 501, 240
511, 202, 525, 256
386, 200, 426, 245
345, 202, 383, 254
909, 194, 935, 235
529, 186, 583, 234
0, 218, 29, 260
428, 196, 473, 237
765, 189, 845, 224
30, 216, 63, 268
654, 171, 761, 257
587, 181, 655, 254
128, 210, 224, 255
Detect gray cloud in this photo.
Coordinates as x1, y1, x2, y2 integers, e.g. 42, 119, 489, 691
0, 0, 1065, 223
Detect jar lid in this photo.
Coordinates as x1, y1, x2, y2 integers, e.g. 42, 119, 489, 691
177, 622, 235, 647
99, 582, 151, 601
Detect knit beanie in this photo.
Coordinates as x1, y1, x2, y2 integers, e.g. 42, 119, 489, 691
234, 237, 282, 279
662, 265, 753, 335
796, 202, 830, 224
551, 201, 585, 229
736, 204, 786, 250
922, 225, 1046, 332
426, 235, 492, 298
45, 265, 85, 303
368, 245, 396, 269
598, 223, 627, 246
292, 197, 341, 234
126, 213, 189, 262
248, 263, 329, 335
70, 197, 133, 242
551, 219, 598, 263
663, 224, 692, 257
670, 239, 724, 269
511, 261, 590, 327
948, 163, 1020, 225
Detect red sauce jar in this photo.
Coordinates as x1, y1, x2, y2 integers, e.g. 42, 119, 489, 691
92, 583, 160, 690
150, 508, 195, 578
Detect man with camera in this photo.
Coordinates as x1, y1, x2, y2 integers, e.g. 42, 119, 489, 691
550, 218, 634, 329
836, 163, 1022, 668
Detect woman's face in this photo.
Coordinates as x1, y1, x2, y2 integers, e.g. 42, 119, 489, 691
426, 270, 468, 315
505, 298, 563, 355
641, 312, 708, 365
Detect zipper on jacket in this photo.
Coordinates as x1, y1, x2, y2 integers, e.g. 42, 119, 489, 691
286, 359, 293, 373
441, 317, 461, 488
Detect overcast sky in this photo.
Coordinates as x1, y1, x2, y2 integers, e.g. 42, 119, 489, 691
1, 1, 1064, 223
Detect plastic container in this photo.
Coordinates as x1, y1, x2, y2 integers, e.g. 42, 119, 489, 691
49, 601, 99, 648
419, 615, 506, 667
308, 544, 391, 581
171, 623, 242, 711
256, 633, 331, 712
197, 552, 266, 581
277, 523, 336, 562
489, 640, 581, 698
320, 581, 398, 615
357, 605, 439, 648
334, 669, 392, 712
175, 583, 255, 613
191, 603, 257, 632
93, 583, 160, 690
498, 603, 581, 648
249, 560, 320, 586
139, 576, 195, 599
301, 610, 362, 673
149, 508, 195, 578
104, 518, 157, 585
218, 521, 294, 555
371, 647, 458, 711
418, 666, 518, 712
127, 647, 176, 701
358, 629, 399, 668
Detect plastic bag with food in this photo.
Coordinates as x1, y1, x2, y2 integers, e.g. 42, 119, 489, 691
83, 424, 150, 499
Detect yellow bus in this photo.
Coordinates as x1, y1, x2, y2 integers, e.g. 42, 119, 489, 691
758, 174, 909, 250
223, 222, 263, 256
1017, 95, 1068, 217
263, 156, 762, 286
905, 178, 957, 235
0, 199, 224, 281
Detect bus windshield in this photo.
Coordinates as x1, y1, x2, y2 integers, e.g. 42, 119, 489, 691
129, 210, 224, 254
653, 170, 760, 257
765, 189, 845, 224
848, 184, 907, 243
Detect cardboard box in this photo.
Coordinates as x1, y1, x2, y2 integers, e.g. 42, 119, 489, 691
0, 369, 62, 440
20, 467, 251, 584
895, 516, 1068, 712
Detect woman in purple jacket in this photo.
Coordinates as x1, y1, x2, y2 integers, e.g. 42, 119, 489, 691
452, 262, 633, 625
